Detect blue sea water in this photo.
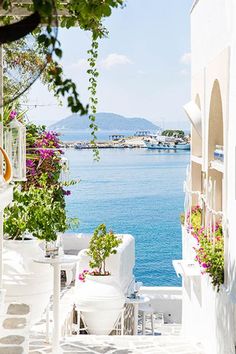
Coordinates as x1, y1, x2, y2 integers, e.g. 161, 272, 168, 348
65, 148, 189, 287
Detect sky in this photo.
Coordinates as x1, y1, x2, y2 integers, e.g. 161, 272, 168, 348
27, 0, 193, 129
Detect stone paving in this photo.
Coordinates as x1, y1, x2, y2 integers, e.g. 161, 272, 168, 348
29, 323, 205, 354
28, 284, 205, 354
61, 335, 204, 354
0, 303, 30, 354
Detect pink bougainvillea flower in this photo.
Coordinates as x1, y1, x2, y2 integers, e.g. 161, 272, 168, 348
26, 159, 37, 176
9, 110, 17, 121
78, 269, 90, 282
39, 149, 55, 160
202, 263, 209, 269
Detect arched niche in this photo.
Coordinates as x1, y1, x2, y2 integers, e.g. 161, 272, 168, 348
208, 80, 224, 162
208, 79, 224, 211
192, 94, 202, 158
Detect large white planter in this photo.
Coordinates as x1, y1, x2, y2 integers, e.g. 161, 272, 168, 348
3, 239, 53, 324
76, 275, 125, 335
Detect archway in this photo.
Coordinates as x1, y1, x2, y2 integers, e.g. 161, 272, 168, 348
208, 80, 224, 211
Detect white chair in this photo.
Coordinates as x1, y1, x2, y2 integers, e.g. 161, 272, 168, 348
139, 302, 155, 335
138, 299, 164, 335
61, 262, 75, 286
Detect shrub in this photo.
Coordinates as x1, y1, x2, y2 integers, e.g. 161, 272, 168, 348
87, 224, 122, 275
184, 206, 224, 291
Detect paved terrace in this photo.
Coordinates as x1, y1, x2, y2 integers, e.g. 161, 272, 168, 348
27, 284, 204, 354
0, 285, 204, 353
0, 301, 204, 353
29, 323, 204, 354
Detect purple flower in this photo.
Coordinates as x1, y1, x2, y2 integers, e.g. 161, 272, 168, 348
26, 159, 34, 168
39, 149, 55, 159
202, 263, 209, 269
26, 159, 37, 176
9, 111, 17, 121
63, 189, 71, 196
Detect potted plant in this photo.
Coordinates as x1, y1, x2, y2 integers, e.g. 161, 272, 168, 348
87, 223, 122, 275
3, 186, 54, 324
77, 224, 125, 335
2, 118, 77, 324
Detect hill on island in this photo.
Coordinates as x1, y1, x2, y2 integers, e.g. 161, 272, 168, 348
49, 112, 159, 132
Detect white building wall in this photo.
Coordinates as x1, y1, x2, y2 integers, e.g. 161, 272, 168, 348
182, 1, 236, 353
226, 0, 236, 300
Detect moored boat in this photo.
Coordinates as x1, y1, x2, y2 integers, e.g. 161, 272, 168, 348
144, 139, 190, 150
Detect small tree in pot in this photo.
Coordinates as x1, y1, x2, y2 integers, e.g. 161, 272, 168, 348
78, 224, 125, 335
87, 224, 122, 276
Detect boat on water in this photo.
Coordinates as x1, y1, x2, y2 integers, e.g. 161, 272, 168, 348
144, 136, 190, 150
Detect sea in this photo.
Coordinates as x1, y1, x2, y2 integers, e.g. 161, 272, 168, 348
62, 132, 190, 287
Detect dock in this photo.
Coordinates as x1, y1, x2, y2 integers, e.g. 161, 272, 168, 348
61, 136, 147, 149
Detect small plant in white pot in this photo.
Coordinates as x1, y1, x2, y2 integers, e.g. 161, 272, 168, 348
77, 224, 125, 335
87, 223, 122, 276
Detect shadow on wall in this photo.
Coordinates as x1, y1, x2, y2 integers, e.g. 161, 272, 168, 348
184, 276, 202, 307
193, 277, 202, 307
216, 259, 236, 354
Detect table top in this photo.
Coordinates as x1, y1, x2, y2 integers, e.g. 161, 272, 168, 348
125, 294, 150, 304
33, 254, 79, 265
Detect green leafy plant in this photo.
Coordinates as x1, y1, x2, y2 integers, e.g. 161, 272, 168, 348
4, 187, 30, 240
194, 224, 224, 291
180, 212, 185, 225
162, 130, 185, 139
4, 111, 78, 241
4, 177, 78, 241
187, 205, 202, 232
87, 37, 99, 160
87, 223, 122, 275
26, 176, 67, 241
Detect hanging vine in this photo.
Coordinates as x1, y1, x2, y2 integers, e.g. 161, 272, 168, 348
87, 37, 99, 160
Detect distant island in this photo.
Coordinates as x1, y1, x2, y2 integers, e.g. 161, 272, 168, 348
49, 112, 160, 132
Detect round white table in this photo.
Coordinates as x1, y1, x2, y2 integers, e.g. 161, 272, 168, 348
125, 295, 150, 335
34, 255, 79, 354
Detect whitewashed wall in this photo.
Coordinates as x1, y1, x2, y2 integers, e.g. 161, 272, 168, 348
183, 1, 236, 353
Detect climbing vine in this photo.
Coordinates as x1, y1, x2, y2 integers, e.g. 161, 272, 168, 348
87, 37, 99, 160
